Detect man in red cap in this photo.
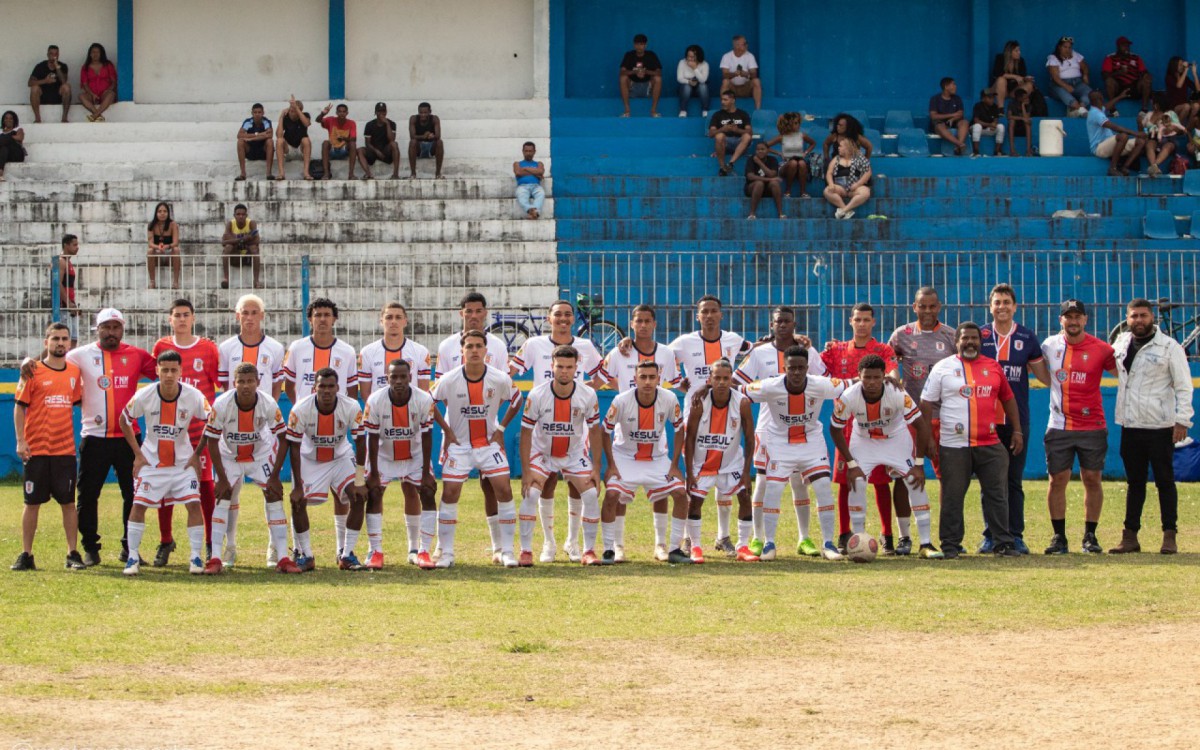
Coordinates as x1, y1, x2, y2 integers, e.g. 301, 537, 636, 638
1102, 37, 1151, 113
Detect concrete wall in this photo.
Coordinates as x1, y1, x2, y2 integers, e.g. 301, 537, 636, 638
132, 0, 328, 103
344, 0, 537, 100
0, 0, 117, 105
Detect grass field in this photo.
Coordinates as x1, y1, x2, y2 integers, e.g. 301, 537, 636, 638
3, 479, 1199, 748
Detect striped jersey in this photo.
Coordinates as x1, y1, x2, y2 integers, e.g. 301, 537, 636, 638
358, 338, 433, 391
15, 360, 82, 456
670, 330, 746, 403
1040, 333, 1116, 431
283, 336, 359, 397
521, 380, 600, 458
286, 393, 364, 462
979, 323, 1043, 426
363, 387, 435, 462
742, 374, 846, 444
511, 335, 603, 386
122, 382, 212, 468
920, 355, 1014, 448
601, 342, 679, 392
217, 334, 286, 392
435, 332, 510, 377
887, 321, 956, 417
831, 382, 921, 442
604, 387, 684, 462
67, 342, 158, 438
689, 389, 748, 476
735, 342, 826, 432
433, 365, 520, 449
204, 389, 285, 464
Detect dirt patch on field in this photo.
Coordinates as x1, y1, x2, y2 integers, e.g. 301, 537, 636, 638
6, 622, 1199, 749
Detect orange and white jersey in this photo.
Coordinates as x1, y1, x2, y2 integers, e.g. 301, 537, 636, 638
204, 389, 285, 464
1041, 333, 1116, 432
358, 338, 433, 391
831, 382, 921, 443
521, 380, 600, 458
743, 374, 846, 445
734, 342, 825, 430
601, 342, 679, 392
364, 387, 435, 462
433, 365, 521, 450
218, 334, 286, 392
510, 335, 603, 387
286, 393, 364, 462
689, 389, 748, 476
283, 337, 359, 398
122, 382, 212, 468
67, 342, 158, 439
670, 330, 746, 403
604, 387, 683, 462
435, 332, 509, 377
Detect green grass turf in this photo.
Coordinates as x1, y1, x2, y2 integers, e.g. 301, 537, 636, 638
2, 479, 1197, 709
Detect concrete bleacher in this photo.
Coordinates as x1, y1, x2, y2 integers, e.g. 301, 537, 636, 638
0, 100, 557, 363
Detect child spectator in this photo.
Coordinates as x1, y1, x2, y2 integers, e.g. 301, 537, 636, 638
970, 89, 1005, 156
744, 141, 784, 220
80, 43, 117, 123
620, 34, 663, 118
1006, 88, 1034, 157
1085, 90, 1147, 176
676, 45, 710, 118
929, 77, 969, 156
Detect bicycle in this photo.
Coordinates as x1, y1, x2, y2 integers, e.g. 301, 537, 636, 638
1107, 297, 1200, 356
487, 293, 625, 356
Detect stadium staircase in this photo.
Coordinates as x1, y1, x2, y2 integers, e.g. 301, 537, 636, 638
0, 100, 557, 363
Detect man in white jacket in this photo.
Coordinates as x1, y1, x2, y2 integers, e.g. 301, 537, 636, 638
1109, 298, 1194, 555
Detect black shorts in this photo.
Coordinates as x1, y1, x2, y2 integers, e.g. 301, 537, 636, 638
227, 253, 253, 266
246, 141, 268, 160
1044, 428, 1108, 474
38, 85, 63, 104
284, 131, 307, 149
24, 455, 77, 505
364, 147, 393, 165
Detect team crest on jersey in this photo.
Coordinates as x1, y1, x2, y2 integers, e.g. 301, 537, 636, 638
912, 364, 926, 377
121, 357, 128, 365
25, 481, 33, 494
1014, 340, 1023, 351
94, 415, 102, 425
486, 387, 495, 400
334, 357, 343, 368
958, 386, 973, 398
935, 343, 945, 352
1055, 370, 1068, 382
657, 411, 666, 425
97, 376, 111, 389
1081, 353, 1089, 362
337, 419, 345, 430
255, 417, 266, 430
92, 356, 102, 367
179, 409, 190, 422
953, 368, 962, 377
572, 406, 582, 419
1082, 407, 1091, 416
261, 354, 270, 365
955, 423, 965, 434
981, 369, 989, 376
981, 328, 992, 339
883, 408, 893, 416
193, 359, 204, 372
69, 377, 76, 388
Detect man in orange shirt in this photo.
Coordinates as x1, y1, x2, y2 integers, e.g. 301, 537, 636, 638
12, 323, 84, 570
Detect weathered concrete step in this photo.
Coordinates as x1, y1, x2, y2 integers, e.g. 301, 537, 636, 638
4, 241, 558, 263
24, 138, 551, 163
5, 157, 551, 181
1, 99, 549, 123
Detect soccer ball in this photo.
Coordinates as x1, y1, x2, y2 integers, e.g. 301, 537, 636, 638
846, 533, 878, 563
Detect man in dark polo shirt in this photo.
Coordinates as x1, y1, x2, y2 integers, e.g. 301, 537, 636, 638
358, 102, 401, 180
708, 92, 752, 176
929, 77, 969, 156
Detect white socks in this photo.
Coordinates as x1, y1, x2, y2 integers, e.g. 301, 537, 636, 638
438, 504, 459, 557
686, 518, 702, 549
486, 514, 501, 553
295, 529, 312, 558
737, 518, 753, 548
847, 482, 868, 535
906, 480, 933, 545
653, 512, 668, 547
334, 512, 347, 554
519, 489, 540, 552
752, 478, 767, 540
810, 477, 837, 545
614, 514, 626, 547
225, 486, 240, 552
126, 520, 145, 562
897, 513, 912, 539
187, 523, 204, 561
716, 496, 732, 540
601, 520, 616, 552
539, 497, 555, 549
566, 496, 583, 549
343, 526, 360, 557
376, 512, 391, 554
265, 501, 290, 561
497, 500, 517, 555
419, 510, 437, 553
669, 517, 686, 550
581, 488, 600, 552
762, 481, 783, 544
210, 500, 230, 561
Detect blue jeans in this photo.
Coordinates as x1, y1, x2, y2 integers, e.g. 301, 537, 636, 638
516, 183, 544, 212
678, 81, 711, 113
1050, 77, 1091, 108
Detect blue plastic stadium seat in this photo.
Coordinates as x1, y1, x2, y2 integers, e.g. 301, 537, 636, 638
1143, 209, 1179, 239
751, 108, 778, 140
862, 128, 882, 155
845, 109, 869, 128
884, 110, 915, 135
1183, 169, 1200, 197
897, 128, 930, 157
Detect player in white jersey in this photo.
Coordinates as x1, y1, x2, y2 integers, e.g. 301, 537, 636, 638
285, 368, 367, 572
510, 299, 604, 563
431, 330, 524, 569
520, 345, 603, 565
670, 295, 748, 411
119, 350, 213, 575
217, 294, 286, 400
742, 345, 846, 561
359, 302, 432, 401
684, 359, 755, 563
733, 305, 825, 558
365, 359, 446, 570
829, 354, 943, 559
200, 362, 298, 574
600, 360, 692, 564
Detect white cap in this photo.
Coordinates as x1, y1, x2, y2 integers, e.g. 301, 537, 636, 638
94, 308, 126, 327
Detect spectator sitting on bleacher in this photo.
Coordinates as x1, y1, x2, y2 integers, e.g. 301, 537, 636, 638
821, 114, 872, 167
991, 40, 1035, 107
317, 102, 358, 180
514, 142, 545, 220
970, 89, 1005, 157
767, 112, 816, 197
745, 141, 785, 220
1164, 58, 1199, 124
221, 203, 261, 290
0, 111, 26, 182
929, 77, 969, 156
720, 35, 761, 110
676, 45, 710, 118
408, 102, 444, 179
709, 92, 752, 177
823, 136, 871, 220
358, 102, 400, 180
1140, 95, 1186, 177
80, 43, 117, 123
28, 45, 71, 124
1046, 36, 1091, 118
275, 96, 313, 180
1101, 37, 1151, 114
619, 34, 663, 118
1006, 88, 1034, 157
1085, 90, 1147, 177
236, 103, 275, 181
146, 202, 181, 290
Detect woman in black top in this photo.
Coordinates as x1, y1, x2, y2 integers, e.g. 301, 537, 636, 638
146, 201, 181, 289
992, 40, 1035, 106
0, 111, 25, 181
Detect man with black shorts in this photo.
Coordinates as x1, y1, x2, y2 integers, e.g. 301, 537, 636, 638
29, 44, 71, 123
358, 102, 401, 180
708, 92, 752, 176
275, 96, 313, 180
12, 323, 84, 571
408, 102, 443, 179
236, 103, 275, 181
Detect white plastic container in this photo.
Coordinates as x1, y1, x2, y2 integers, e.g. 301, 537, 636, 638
1039, 119, 1065, 157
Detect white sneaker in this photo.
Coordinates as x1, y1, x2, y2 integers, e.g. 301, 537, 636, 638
189, 556, 205, 574
842, 209, 855, 220
266, 542, 278, 568
491, 550, 503, 565
123, 557, 140, 576
563, 541, 582, 563
435, 553, 455, 569
539, 543, 556, 563
407, 551, 419, 565
654, 544, 669, 562
501, 551, 519, 568
432, 546, 443, 562
678, 111, 687, 118
223, 546, 237, 568
613, 545, 628, 563
834, 208, 846, 219
701, 110, 709, 117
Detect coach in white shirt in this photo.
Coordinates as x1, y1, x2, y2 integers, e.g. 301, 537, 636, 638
1109, 298, 1193, 555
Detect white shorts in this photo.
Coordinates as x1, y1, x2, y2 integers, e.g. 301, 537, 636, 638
530, 450, 593, 479
299, 455, 356, 505
607, 454, 684, 502
762, 440, 831, 483
1094, 135, 1137, 158
218, 448, 277, 489
753, 438, 768, 471
442, 442, 510, 483
848, 434, 917, 486
372, 455, 424, 487
689, 469, 747, 501
133, 466, 201, 508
